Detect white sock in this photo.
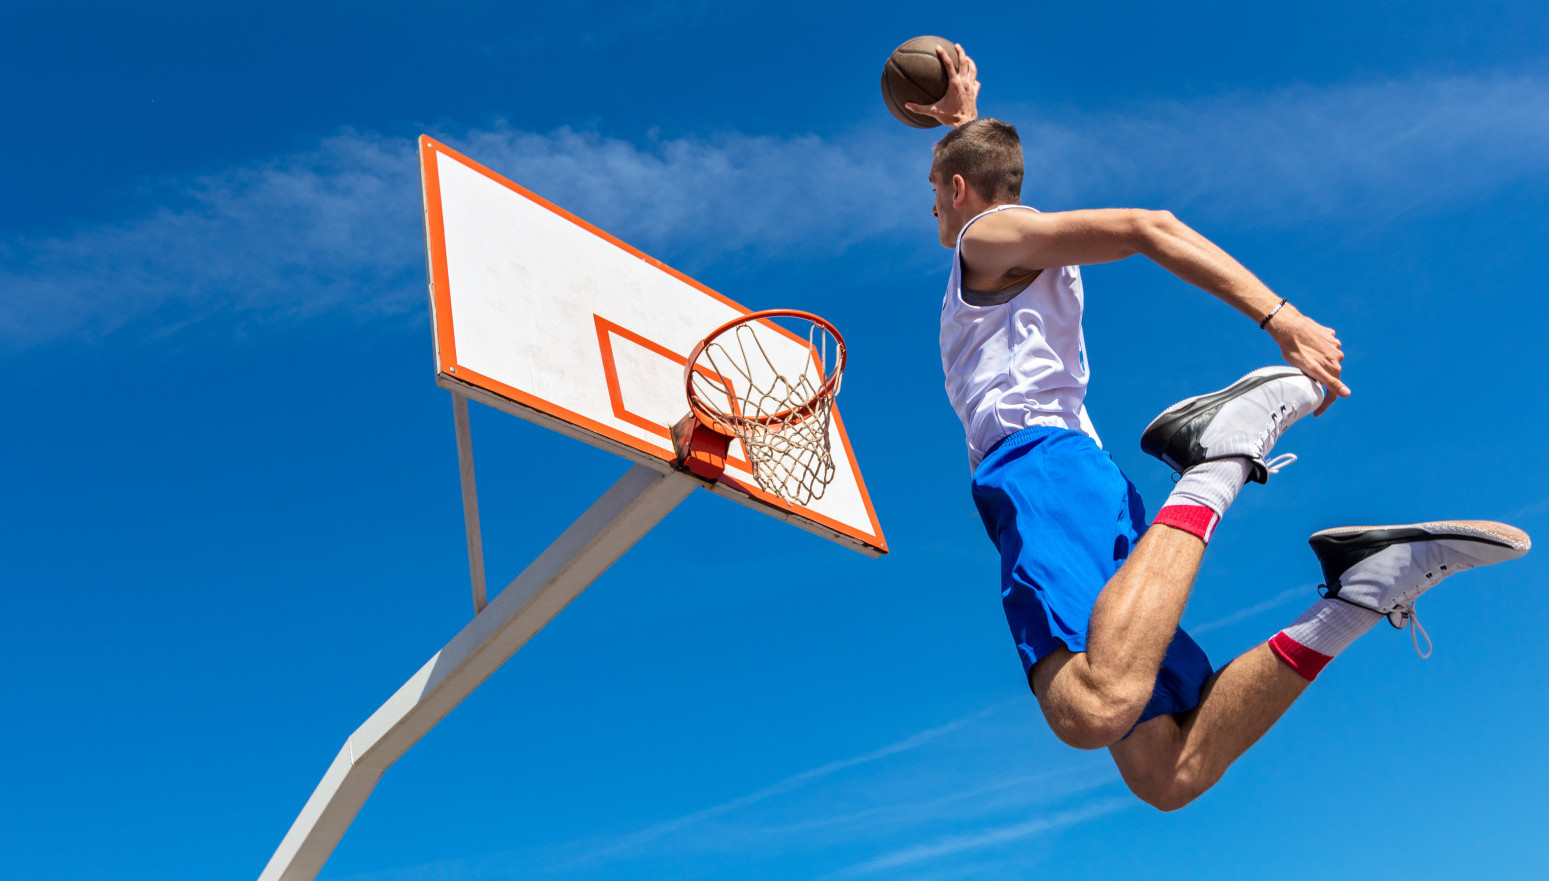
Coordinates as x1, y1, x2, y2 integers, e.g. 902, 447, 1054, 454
1281, 598, 1381, 655
1269, 598, 1383, 680
1163, 457, 1253, 518
1282, 597, 1381, 653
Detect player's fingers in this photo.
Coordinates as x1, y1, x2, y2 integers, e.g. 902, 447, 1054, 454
1323, 362, 1347, 392
1326, 372, 1351, 398
1313, 378, 1346, 417
936, 45, 958, 75
1322, 381, 1348, 406
1306, 362, 1338, 394
956, 43, 973, 72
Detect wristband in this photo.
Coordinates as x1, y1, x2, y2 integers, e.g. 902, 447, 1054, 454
1259, 298, 1287, 329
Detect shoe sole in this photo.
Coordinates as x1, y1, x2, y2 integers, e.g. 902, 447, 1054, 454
1310, 520, 1531, 587
1311, 520, 1531, 550
1139, 366, 1308, 474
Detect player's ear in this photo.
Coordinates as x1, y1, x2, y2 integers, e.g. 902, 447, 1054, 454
951, 174, 971, 209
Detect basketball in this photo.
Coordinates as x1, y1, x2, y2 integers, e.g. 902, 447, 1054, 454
880, 36, 954, 128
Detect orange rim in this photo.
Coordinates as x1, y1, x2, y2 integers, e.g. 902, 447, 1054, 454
683, 309, 846, 435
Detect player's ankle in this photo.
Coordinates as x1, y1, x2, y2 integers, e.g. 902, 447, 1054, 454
1270, 598, 1381, 681
1162, 457, 1252, 529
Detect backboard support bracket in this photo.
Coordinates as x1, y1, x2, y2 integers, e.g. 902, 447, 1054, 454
670, 412, 732, 482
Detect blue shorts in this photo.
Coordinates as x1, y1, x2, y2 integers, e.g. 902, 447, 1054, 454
971, 426, 1214, 726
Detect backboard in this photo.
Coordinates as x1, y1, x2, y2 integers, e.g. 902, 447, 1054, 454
418, 136, 887, 556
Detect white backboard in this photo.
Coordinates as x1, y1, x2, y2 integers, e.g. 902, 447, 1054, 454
419, 136, 886, 555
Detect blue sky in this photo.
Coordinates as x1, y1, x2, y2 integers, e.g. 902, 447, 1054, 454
4, 2, 1548, 880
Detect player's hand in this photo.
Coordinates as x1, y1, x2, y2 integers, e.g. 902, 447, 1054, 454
904, 43, 980, 128
1269, 306, 1349, 416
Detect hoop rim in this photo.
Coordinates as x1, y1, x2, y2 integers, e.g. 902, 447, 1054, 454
683, 308, 847, 436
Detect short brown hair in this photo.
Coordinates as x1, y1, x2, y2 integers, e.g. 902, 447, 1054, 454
932, 118, 1023, 204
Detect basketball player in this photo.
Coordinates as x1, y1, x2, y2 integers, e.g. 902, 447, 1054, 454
904, 44, 1531, 809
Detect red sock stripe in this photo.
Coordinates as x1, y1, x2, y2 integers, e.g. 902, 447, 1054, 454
1153, 504, 1219, 543
1269, 631, 1333, 682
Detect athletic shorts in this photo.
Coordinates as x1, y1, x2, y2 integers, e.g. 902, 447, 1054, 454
971, 425, 1214, 727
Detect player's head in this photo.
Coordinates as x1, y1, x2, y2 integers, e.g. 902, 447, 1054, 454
929, 118, 1023, 247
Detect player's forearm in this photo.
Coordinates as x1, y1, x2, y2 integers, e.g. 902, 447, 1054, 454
1136, 211, 1283, 324
1137, 210, 1349, 409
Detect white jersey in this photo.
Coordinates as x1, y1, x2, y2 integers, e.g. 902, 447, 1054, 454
941, 205, 1100, 469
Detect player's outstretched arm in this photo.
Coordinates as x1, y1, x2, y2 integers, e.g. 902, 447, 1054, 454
960, 208, 1350, 413
904, 43, 979, 127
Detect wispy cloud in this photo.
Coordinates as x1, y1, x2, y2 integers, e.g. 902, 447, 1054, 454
1186, 584, 1312, 635
1508, 496, 1549, 521
0, 130, 423, 346
756, 760, 1115, 840
321, 700, 1130, 881
565, 707, 994, 863
832, 796, 1133, 877
7, 73, 1547, 348
1013, 75, 1549, 221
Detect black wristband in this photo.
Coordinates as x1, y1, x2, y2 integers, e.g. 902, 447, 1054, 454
1259, 298, 1287, 329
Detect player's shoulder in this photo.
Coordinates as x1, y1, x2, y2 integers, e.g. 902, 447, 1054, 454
960, 207, 1043, 266
962, 205, 1045, 243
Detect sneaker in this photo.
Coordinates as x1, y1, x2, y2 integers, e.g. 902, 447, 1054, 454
1140, 366, 1326, 483
1310, 520, 1532, 656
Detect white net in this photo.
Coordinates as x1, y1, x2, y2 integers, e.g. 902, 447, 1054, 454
689, 316, 843, 506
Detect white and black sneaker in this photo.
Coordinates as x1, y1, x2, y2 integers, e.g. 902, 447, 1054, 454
1140, 366, 1326, 483
1310, 520, 1531, 656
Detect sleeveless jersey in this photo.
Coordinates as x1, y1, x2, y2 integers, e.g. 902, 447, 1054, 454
940, 205, 1100, 469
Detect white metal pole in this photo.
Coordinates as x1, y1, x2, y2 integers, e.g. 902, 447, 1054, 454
258, 463, 698, 881
451, 393, 487, 613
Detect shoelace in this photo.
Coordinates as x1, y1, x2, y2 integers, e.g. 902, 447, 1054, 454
1263, 453, 1297, 475
1253, 401, 1297, 455
1387, 557, 1465, 659
1387, 604, 1432, 659
1320, 584, 1434, 659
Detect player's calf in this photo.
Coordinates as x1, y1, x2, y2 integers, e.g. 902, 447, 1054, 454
1119, 766, 1205, 813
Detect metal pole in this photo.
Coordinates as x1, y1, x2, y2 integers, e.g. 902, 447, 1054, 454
451, 393, 487, 613
258, 464, 698, 881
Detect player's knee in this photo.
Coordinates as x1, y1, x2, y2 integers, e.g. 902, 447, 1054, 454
1049, 716, 1125, 750
1045, 689, 1149, 750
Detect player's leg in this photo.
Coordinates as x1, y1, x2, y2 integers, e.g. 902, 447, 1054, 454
977, 426, 1202, 748
1029, 524, 1206, 747
1033, 367, 1327, 747
1109, 519, 1530, 811
1108, 644, 1305, 811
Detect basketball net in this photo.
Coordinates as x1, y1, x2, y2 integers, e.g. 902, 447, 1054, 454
684, 311, 845, 506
